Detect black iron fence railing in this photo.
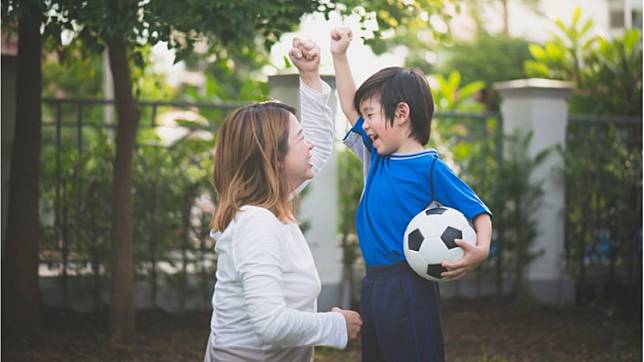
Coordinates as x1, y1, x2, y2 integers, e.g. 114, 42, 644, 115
37, 96, 641, 308
564, 114, 642, 300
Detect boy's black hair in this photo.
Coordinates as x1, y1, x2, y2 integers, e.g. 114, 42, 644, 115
354, 67, 434, 145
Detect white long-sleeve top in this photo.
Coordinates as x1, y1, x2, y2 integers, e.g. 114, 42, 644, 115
207, 80, 347, 353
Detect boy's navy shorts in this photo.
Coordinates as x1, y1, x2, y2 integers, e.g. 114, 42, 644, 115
360, 262, 445, 362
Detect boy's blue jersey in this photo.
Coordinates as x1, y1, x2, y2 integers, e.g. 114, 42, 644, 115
343, 117, 492, 266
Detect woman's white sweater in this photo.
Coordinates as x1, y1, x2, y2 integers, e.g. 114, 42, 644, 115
207, 80, 347, 353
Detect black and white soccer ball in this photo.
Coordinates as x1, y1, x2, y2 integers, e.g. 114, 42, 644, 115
403, 205, 476, 282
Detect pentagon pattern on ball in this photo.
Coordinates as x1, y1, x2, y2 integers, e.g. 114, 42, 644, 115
440, 226, 462, 249
408, 228, 424, 252
425, 207, 447, 216
403, 205, 477, 282
427, 264, 447, 279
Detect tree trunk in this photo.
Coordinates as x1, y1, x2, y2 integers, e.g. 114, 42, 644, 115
2, 13, 43, 341
107, 39, 140, 344
502, 0, 510, 35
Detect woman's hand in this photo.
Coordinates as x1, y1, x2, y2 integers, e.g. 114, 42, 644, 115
332, 307, 362, 341
289, 37, 320, 75
289, 37, 322, 91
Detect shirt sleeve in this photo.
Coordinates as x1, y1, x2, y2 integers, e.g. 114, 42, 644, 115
294, 79, 334, 194
432, 158, 492, 221
230, 208, 348, 349
342, 116, 372, 180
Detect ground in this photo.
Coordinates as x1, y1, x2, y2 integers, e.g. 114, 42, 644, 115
2, 297, 641, 361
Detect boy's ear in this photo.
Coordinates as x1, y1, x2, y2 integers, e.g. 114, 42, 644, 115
394, 102, 411, 125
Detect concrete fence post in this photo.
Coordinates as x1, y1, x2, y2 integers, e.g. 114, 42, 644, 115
494, 78, 575, 305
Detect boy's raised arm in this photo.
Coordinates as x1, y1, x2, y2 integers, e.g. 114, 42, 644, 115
331, 27, 360, 126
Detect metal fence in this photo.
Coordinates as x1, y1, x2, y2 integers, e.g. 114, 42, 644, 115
564, 114, 642, 302
39, 97, 246, 310
37, 96, 642, 309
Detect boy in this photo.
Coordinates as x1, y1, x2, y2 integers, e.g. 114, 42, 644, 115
330, 27, 493, 362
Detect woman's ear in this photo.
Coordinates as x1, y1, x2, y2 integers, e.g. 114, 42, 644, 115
394, 102, 411, 125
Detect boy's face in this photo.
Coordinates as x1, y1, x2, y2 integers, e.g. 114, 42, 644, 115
360, 94, 404, 155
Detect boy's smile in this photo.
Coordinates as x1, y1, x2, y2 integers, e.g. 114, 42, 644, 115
360, 95, 400, 155
360, 95, 423, 155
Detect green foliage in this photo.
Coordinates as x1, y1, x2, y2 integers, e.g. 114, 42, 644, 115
576, 30, 643, 115
40, 122, 114, 283
130, 45, 177, 100
337, 148, 364, 308
38, 105, 220, 307
42, 39, 103, 98
337, 148, 364, 269
178, 46, 270, 103
434, 70, 485, 112
334, 0, 456, 55
524, 6, 595, 82
393, 30, 532, 111
132, 125, 214, 308
37, 1, 336, 65
429, 113, 501, 283
434, 33, 532, 110
493, 131, 548, 296
42, 38, 175, 100
524, 6, 642, 115
438, 33, 532, 87
561, 121, 642, 290
522, 6, 642, 303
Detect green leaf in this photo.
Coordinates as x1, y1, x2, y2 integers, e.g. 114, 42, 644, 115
458, 81, 485, 99
528, 44, 546, 60
571, 6, 582, 27
524, 60, 550, 78
283, 55, 291, 69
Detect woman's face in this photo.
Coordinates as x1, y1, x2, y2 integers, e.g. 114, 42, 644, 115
282, 114, 314, 190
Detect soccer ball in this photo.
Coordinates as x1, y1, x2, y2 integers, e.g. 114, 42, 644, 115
403, 205, 476, 282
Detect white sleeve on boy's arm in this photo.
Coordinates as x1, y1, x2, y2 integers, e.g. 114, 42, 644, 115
231, 209, 348, 349
342, 122, 371, 182
294, 79, 334, 194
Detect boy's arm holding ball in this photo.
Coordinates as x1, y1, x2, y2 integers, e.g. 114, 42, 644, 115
441, 213, 492, 280
330, 26, 360, 125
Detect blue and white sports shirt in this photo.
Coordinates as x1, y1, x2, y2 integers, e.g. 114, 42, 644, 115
343, 117, 492, 266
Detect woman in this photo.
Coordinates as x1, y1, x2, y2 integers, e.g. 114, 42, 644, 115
204, 38, 362, 362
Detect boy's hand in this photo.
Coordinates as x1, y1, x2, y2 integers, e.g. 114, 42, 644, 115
330, 26, 352, 56
289, 37, 320, 75
441, 239, 490, 281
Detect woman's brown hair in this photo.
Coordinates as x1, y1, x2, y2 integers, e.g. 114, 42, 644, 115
211, 102, 297, 231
